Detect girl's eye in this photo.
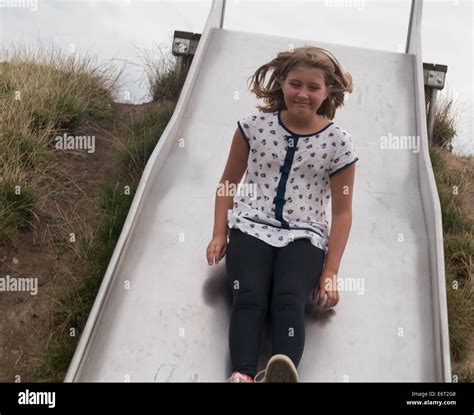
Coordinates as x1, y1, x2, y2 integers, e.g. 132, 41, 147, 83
291, 84, 318, 90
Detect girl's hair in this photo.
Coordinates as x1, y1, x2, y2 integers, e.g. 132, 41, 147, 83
246, 45, 353, 120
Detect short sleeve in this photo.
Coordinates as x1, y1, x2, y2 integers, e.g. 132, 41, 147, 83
329, 132, 359, 177
237, 111, 257, 148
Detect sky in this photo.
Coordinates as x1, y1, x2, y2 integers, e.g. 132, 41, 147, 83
0, 0, 472, 156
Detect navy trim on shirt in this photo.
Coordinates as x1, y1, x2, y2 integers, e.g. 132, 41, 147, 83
272, 110, 335, 228
329, 157, 359, 177
273, 134, 300, 229
277, 109, 334, 137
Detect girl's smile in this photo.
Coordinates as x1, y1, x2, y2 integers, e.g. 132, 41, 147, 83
279, 65, 331, 129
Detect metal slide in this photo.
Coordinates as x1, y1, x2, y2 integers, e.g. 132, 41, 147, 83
65, 0, 451, 382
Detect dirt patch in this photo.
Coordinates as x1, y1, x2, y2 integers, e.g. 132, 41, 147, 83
0, 100, 167, 381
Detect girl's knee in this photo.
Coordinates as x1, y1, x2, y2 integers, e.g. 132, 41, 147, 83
270, 291, 303, 312
233, 289, 269, 313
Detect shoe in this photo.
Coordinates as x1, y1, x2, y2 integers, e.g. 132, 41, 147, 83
226, 371, 255, 383
253, 354, 299, 383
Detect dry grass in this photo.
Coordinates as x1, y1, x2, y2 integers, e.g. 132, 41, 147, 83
139, 41, 187, 102
427, 89, 474, 382
0, 43, 123, 247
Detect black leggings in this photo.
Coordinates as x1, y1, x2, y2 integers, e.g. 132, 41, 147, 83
225, 227, 326, 378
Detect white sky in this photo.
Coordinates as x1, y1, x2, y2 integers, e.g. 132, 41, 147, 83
0, 0, 472, 155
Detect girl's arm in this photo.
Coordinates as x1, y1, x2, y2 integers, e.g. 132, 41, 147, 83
212, 127, 249, 237
324, 163, 356, 274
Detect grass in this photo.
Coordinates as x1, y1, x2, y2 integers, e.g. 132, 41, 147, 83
427, 86, 469, 152
0, 174, 37, 244
426, 89, 474, 382
36, 181, 139, 381
0, 43, 122, 247
118, 102, 176, 176
140, 42, 188, 102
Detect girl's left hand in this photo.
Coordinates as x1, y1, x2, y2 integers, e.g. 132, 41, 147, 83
312, 270, 339, 309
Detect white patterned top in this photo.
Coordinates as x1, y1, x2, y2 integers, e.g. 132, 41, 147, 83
227, 108, 359, 255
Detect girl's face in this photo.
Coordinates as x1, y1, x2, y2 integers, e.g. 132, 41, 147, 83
279, 66, 330, 119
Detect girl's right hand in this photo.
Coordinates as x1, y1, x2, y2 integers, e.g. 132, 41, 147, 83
206, 232, 228, 265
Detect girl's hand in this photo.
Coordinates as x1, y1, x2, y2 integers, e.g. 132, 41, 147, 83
206, 232, 228, 265
312, 269, 339, 309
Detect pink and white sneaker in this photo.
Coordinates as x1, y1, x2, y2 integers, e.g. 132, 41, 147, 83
226, 371, 255, 383
254, 354, 299, 383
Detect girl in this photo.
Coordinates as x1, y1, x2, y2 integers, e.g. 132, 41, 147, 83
206, 46, 359, 383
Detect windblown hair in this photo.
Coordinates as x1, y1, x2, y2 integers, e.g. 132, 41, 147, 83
246, 46, 353, 120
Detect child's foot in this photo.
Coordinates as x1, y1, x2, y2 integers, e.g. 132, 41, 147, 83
226, 371, 255, 383
254, 354, 299, 383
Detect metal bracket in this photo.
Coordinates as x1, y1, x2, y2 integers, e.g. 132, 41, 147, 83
423, 63, 447, 90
